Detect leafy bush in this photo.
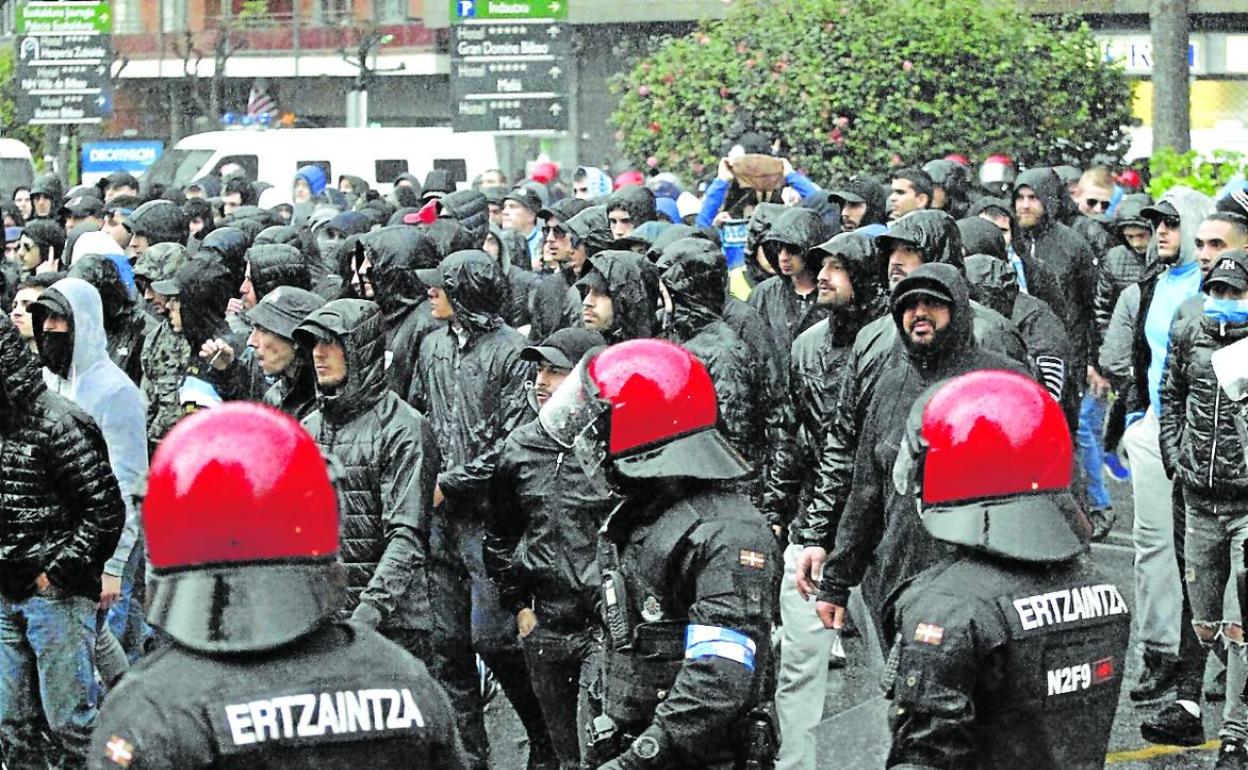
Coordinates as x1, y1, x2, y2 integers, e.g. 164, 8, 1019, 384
1147, 147, 1247, 199
0, 48, 45, 160
611, 0, 1134, 184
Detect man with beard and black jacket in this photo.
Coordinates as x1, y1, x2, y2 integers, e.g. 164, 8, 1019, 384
750, 208, 831, 356
68, 254, 155, 386
656, 238, 778, 512
606, 185, 657, 242
1012, 167, 1098, 382
829, 177, 889, 234
407, 251, 555, 770
485, 327, 611, 770
0, 315, 124, 770
346, 226, 442, 398
486, 222, 539, 331
772, 231, 882, 770
792, 213, 1030, 609
528, 205, 612, 342
294, 299, 447, 712
577, 250, 660, 343
812, 264, 1032, 645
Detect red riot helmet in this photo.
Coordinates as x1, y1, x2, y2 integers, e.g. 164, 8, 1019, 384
144, 403, 342, 653
538, 338, 751, 488
894, 369, 1083, 563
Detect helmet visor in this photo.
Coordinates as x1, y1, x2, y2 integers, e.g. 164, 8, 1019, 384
538, 360, 612, 492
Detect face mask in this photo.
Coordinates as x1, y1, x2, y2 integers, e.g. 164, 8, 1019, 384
38, 330, 73, 377
1204, 296, 1248, 325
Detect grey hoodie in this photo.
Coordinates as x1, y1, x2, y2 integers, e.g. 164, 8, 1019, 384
38, 277, 148, 576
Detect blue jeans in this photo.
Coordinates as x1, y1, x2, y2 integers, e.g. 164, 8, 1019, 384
105, 538, 152, 660
1077, 393, 1112, 510
0, 590, 100, 768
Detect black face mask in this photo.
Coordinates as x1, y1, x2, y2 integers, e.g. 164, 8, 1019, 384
39, 330, 74, 377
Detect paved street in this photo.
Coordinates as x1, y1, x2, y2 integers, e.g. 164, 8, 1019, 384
486, 474, 1229, 769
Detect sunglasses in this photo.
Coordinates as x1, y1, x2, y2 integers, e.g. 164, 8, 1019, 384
1159, 216, 1181, 230
1084, 198, 1109, 211
542, 226, 568, 239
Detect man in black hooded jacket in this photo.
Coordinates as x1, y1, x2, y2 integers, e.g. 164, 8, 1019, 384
407, 251, 556, 770
605, 185, 657, 241
750, 207, 832, 357
68, 254, 155, 386
576, 250, 660, 343
813, 264, 1033, 643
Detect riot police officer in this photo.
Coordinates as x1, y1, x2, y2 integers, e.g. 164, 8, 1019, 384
88, 403, 468, 770
880, 370, 1129, 769
538, 338, 780, 770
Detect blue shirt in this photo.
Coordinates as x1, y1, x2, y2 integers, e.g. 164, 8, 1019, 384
1145, 260, 1202, 413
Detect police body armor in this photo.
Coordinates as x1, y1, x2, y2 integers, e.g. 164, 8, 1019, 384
889, 555, 1131, 770
596, 490, 777, 767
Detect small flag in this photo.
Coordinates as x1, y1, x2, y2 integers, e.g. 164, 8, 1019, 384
105, 736, 134, 767
739, 549, 767, 569
914, 622, 944, 646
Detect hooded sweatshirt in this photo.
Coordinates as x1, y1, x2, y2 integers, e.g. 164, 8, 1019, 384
955, 215, 1064, 319
1012, 168, 1099, 369
751, 207, 833, 353
605, 186, 658, 229
408, 251, 532, 505
71, 231, 135, 295
68, 254, 155, 386
1094, 194, 1154, 335
34, 278, 147, 577
575, 166, 612, 199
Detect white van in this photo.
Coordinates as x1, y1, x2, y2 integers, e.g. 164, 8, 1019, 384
141, 127, 502, 196
0, 138, 36, 199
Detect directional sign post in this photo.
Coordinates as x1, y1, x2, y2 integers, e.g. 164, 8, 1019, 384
450, 0, 570, 134
15, 1, 114, 125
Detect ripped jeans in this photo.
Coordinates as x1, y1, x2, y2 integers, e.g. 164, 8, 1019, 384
1184, 498, 1248, 740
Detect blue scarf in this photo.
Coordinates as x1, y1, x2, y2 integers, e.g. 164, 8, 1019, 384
1204, 296, 1248, 325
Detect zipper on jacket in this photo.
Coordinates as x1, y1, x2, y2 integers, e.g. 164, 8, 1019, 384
1209, 387, 1220, 489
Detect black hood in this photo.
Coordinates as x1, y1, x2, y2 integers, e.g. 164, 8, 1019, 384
655, 238, 727, 337
198, 227, 251, 289
441, 249, 508, 336
1115, 193, 1153, 233
963, 253, 1019, 318
746, 202, 787, 258
488, 223, 532, 273
1013, 167, 1063, 230
834, 176, 889, 227
645, 223, 715, 263
0, 315, 48, 420
810, 231, 883, 311
797, 191, 843, 236
173, 257, 235, 352
339, 175, 370, 199
248, 243, 311, 300
293, 298, 388, 424
254, 225, 301, 247
606, 186, 657, 225
358, 226, 439, 325
440, 189, 490, 242
582, 249, 660, 342
67, 254, 133, 330
130, 200, 187, 245
30, 173, 64, 202
956, 216, 1008, 260
878, 210, 965, 271
564, 205, 614, 257
423, 218, 478, 260
760, 207, 829, 272
890, 262, 976, 371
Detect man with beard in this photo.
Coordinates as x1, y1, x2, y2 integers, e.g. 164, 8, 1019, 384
484, 327, 610, 770
812, 263, 1032, 645
576, 250, 660, 343
774, 232, 882, 770
829, 177, 889, 233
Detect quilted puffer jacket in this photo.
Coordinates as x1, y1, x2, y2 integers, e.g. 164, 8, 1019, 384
0, 318, 124, 601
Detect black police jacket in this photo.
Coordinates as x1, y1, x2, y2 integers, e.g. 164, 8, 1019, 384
88, 623, 469, 770
886, 554, 1130, 770
597, 487, 779, 764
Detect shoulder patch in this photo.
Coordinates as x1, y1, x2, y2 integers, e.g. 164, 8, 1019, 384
739, 549, 767, 569
104, 735, 135, 767
914, 622, 944, 646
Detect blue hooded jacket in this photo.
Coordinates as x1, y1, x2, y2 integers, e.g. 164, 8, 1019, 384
294, 164, 328, 198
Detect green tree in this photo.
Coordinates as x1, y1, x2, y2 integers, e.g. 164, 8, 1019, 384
0, 47, 46, 161
611, 0, 1133, 183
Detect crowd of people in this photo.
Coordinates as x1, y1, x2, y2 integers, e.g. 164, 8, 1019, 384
0, 135, 1247, 770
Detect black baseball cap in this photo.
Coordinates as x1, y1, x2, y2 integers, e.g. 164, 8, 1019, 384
60, 195, 104, 218
149, 277, 181, 296
892, 273, 954, 309
242, 286, 327, 340
1205, 250, 1248, 293
504, 186, 543, 214
539, 197, 591, 223
1141, 199, 1181, 225
520, 328, 606, 369
414, 264, 445, 289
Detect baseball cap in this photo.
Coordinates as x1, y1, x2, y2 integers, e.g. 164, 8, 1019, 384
60, 194, 104, 219
1204, 250, 1248, 293
829, 177, 878, 206
1141, 199, 1181, 225
538, 197, 590, 223
149, 277, 181, 296
520, 328, 606, 369
892, 273, 954, 309
414, 264, 445, 289
4, 226, 22, 244
241, 286, 327, 340
504, 185, 543, 214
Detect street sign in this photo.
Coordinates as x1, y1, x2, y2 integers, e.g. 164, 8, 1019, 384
450, 58, 567, 100
15, 1, 113, 125
454, 95, 568, 132
451, 0, 568, 22
451, 20, 571, 58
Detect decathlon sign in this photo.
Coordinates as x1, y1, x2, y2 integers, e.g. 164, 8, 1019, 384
81, 140, 164, 178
